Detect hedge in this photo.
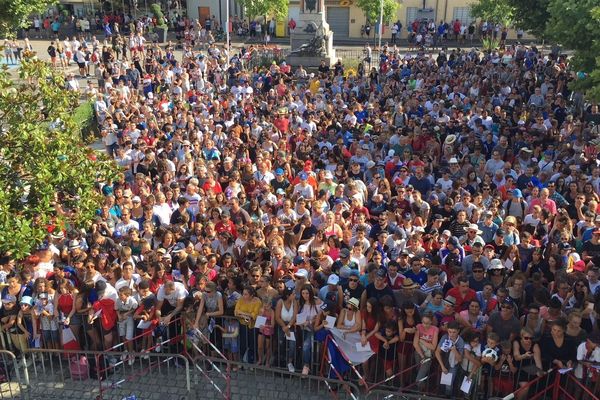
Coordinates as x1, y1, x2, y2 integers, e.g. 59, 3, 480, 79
72, 100, 97, 143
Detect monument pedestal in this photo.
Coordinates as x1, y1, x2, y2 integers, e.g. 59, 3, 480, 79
287, 10, 336, 68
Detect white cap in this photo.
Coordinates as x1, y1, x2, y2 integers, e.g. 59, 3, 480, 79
327, 274, 340, 286
294, 269, 309, 279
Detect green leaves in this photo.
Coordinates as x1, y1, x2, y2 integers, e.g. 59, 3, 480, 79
470, 0, 515, 28
0, 0, 57, 37
355, 0, 399, 25
0, 57, 119, 259
237, 0, 289, 20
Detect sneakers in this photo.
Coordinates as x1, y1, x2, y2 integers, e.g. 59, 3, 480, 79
302, 366, 309, 375
141, 350, 149, 360
287, 363, 295, 373
127, 356, 135, 366
120, 351, 128, 362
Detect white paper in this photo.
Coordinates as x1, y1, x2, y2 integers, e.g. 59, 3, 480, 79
254, 316, 267, 329
325, 315, 337, 328
440, 372, 453, 385
286, 331, 296, 341
137, 320, 151, 329
295, 313, 307, 325
460, 376, 472, 394
61, 326, 76, 344
356, 342, 371, 352
92, 309, 102, 320
558, 368, 573, 374
33, 337, 41, 349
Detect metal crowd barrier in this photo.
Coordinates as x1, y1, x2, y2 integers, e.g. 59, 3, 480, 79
21, 348, 191, 400
0, 350, 25, 399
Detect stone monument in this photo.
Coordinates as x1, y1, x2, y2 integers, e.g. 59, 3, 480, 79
287, 0, 336, 68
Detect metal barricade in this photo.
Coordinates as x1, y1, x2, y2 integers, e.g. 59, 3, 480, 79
21, 348, 191, 400
0, 350, 25, 399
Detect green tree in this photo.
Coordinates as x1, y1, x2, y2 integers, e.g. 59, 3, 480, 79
505, 0, 550, 39
237, 0, 289, 20
356, 0, 399, 24
469, 0, 515, 28
0, 0, 56, 36
0, 57, 118, 259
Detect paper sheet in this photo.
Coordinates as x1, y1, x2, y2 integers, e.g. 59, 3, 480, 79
460, 376, 472, 394
558, 368, 573, 374
356, 342, 371, 352
440, 372, 453, 385
296, 313, 307, 325
254, 316, 267, 329
91, 309, 102, 321
137, 320, 151, 329
325, 315, 337, 328
286, 331, 296, 341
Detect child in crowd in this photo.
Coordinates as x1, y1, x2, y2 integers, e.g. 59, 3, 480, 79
413, 311, 439, 391
256, 297, 274, 366
134, 295, 158, 357
377, 321, 400, 379
460, 329, 483, 397
493, 341, 518, 396
35, 292, 59, 349
116, 286, 138, 360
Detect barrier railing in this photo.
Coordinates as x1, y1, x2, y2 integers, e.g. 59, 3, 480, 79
0, 350, 25, 399
21, 348, 191, 400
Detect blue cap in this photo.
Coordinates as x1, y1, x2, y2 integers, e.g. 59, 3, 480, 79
511, 189, 523, 198
299, 172, 308, 180
293, 256, 305, 265
2, 294, 16, 304
275, 168, 284, 176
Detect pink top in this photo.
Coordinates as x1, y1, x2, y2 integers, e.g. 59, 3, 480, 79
416, 323, 439, 345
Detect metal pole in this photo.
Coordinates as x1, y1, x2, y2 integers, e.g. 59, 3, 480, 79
378, 0, 383, 50
226, 0, 230, 60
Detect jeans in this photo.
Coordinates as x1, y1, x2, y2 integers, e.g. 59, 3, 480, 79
302, 330, 314, 366
415, 351, 433, 386
277, 326, 296, 365
239, 324, 256, 364
441, 365, 459, 396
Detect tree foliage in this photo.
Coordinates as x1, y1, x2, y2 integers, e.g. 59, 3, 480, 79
356, 0, 399, 24
0, 0, 56, 37
0, 57, 119, 259
505, 0, 549, 39
565, 6, 600, 101
470, 0, 515, 28
238, 0, 289, 20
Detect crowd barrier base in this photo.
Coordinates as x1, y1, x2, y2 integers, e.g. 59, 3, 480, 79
16, 348, 191, 400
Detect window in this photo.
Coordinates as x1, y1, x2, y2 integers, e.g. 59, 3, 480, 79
452, 7, 473, 25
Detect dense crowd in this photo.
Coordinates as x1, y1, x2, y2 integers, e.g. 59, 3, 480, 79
2, 15, 600, 399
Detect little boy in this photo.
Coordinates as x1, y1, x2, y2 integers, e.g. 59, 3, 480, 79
116, 286, 138, 362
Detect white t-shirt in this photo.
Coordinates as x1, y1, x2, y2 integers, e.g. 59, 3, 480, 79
157, 282, 188, 307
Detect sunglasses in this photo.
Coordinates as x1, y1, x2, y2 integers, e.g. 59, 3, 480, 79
522, 336, 532, 340
205, 290, 212, 294
349, 278, 359, 282
473, 270, 484, 273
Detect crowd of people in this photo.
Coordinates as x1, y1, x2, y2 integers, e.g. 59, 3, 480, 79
2, 14, 600, 399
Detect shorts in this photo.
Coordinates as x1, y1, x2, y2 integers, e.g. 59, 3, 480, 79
42, 329, 59, 344
384, 358, 395, 371
222, 337, 238, 353
118, 316, 135, 340
137, 46, 144, 52
77, 62, 85, 69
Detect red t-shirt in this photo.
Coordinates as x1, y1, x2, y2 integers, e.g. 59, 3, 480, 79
93, 298, 117, 331
446, 287, 477, 312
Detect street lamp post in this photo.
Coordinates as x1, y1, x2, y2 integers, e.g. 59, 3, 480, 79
226, 0, 230, 61
378, 0, 383, 50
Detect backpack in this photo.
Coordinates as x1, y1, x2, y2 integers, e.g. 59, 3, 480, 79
505, 198, 525, 220
69, 356, 89, 380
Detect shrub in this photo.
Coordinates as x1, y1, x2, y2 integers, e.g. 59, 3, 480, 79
72, 100, 97, 142
150, 3, 167, 27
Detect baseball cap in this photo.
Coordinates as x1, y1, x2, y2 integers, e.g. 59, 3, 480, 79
1, 294, 16, 304
511, 189, 523, 198
275, 168, 284, 176
327, 274, 340, 285
294, 268, 309, 279
376, 269, 387, 278
299, 172, 308, 181
339, 248, 351, 259
293, 256, 305, 265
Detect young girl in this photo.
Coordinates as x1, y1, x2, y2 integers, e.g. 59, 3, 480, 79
116, 287, 138, 362
413, 311, 439, 391
460, 329, 483, 398
133, 295, 158, 357
492, 341, 517, 396
34, 292, 59, 349
376, 321, 400, 379
256, 297, 275, 366
15, 296, 36, 365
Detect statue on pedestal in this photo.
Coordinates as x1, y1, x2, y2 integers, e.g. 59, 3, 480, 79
300, 0, 324, 13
